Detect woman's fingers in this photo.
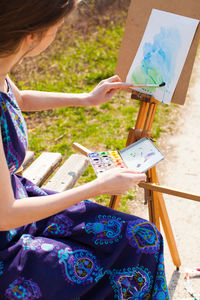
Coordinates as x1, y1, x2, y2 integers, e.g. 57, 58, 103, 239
99, 75, 133, 88
121, 171, 146, 184
97, 167, 146, 195
103, 75, 122, 83
101, 82, 133, 101
88, 74, 134, 105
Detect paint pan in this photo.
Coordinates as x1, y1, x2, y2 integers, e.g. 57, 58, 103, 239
88, 137, 164, 176
88, 151, 126, 176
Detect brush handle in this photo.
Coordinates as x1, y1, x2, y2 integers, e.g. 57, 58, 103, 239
130, 84, 159, 88
128, 81, 165, 88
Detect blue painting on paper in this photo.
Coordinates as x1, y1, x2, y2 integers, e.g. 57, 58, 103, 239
131, 27, 181, 94
126, 9, 199, 104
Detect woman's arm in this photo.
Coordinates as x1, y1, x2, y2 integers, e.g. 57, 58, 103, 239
0, 132, 146, 231
8, 75, 133, 111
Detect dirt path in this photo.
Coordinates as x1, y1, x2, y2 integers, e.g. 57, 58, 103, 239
130, 48, 200, 299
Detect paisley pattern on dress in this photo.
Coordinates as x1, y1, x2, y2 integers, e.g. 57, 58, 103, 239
84, 214, 124, 245
58, 247, 104, 284
9, 103, 28, 147
126, 219, 160, 254
0, 81, 28, 175
152, 254, 169, 299
43, 214, 73, 237
5, 277, 42, 300
20, 234, 45, 251
108, 266, 153, 300
20, 234, 57, 254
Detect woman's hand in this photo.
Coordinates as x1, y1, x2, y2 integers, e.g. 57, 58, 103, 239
94, 167, 146, 195
86, 75, 133, 106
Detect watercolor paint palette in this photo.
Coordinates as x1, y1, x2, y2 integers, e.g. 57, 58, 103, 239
88, 137, 164, 176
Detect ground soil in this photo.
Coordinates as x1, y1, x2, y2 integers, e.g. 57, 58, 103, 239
129, 48, 200, 299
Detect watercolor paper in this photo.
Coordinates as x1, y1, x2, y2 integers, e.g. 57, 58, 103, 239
119, 138, 164, 173
126, 9, 199, 104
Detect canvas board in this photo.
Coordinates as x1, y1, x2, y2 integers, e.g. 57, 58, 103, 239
126, 9, 199, 104
116, 0, 200, 105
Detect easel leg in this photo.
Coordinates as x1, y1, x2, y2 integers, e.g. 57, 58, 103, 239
109, 195, 121, 210
151, 168, 181, 268
158, 192, 181, 268
146, 168, 160, 230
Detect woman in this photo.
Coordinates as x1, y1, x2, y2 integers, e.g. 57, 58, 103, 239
0, 0, 169, 299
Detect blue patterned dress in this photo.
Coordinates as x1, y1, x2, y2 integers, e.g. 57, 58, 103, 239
0, 81, 169, 300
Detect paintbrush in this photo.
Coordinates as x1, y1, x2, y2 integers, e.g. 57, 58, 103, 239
130, 81, 166, 88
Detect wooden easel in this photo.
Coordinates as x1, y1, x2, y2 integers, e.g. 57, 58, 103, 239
73, 89, 200, 270
73, 0, 200, 270
109, 90, 182, 269
111, 0, 200, 269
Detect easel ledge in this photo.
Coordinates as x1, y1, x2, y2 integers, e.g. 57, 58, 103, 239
72, 142, 200, 204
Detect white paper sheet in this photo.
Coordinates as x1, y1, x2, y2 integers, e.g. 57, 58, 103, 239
126, 9, 199, 104
119, 138, 164, 172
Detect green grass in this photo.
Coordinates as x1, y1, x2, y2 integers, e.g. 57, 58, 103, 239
11, 16, 178, 212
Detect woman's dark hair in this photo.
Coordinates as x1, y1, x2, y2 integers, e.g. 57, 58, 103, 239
0, 0, 76, 57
